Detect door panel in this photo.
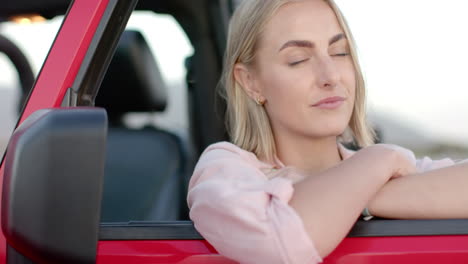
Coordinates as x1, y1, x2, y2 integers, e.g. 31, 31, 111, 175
97, 236, 468, 264
327, 236, 468, 264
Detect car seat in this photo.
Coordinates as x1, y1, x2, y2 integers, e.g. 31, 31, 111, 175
0, 34, 34, 111
95, 30, 188, 222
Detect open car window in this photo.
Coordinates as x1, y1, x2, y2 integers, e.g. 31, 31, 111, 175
97, 0, 468, 240
95, 10, 196, 223
98, 1, 468, 235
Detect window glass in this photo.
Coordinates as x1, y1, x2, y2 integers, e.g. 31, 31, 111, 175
0, 16, 62, 156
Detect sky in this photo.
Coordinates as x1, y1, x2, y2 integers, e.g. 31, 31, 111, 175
335, 0, 468, 145
1, 1, 468, 149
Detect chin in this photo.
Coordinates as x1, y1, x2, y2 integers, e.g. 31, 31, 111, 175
309, 122, 348, 139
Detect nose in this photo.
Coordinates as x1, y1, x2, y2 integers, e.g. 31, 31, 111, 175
315, 56, 340, 89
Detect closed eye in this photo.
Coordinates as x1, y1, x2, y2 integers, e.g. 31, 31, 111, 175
332, 52, 350, 57
288, 58, 309, 66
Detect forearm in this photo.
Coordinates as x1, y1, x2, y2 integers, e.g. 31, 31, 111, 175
289, 149, 393, 257
369, 162, 468, 219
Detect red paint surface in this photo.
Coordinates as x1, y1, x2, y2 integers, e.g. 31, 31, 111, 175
326, 236, 468, 264
0, 0, 109, 262
96, 240, 236, 264
18, 0, 108, 124
97, 236, 468, 264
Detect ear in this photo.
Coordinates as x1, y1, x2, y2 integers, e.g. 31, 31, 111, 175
233, 63, 264, 101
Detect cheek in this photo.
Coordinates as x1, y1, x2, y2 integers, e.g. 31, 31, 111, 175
343, 63, 357, 103
348, 79, 356, 109
257, 66, 300, 103
345, 79, 356, 118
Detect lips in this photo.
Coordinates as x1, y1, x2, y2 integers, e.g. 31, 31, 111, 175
311, 96, 346, 109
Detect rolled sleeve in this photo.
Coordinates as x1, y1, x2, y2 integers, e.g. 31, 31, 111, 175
187, 145, 321, 264
416, 157, 456, 172
390, 145, 467, 173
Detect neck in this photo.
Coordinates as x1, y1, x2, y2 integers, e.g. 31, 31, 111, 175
275, 133, 341, 175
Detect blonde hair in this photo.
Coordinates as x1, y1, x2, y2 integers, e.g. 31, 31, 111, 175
219, 0, 375, 162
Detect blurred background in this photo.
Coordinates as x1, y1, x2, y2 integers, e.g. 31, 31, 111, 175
1, 0, 468, 159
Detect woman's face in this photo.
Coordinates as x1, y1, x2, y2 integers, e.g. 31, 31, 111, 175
249, 0, 356, 141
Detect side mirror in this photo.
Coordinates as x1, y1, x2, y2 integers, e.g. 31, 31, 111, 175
1, 108, 107, 264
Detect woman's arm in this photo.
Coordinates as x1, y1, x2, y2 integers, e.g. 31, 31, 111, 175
188, 144, 324, 264
289, 145, 416, 258
369, 161, 468, 219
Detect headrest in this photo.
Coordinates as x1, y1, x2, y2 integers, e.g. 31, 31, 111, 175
0, 34, 35, 112
95, 30, 167, 119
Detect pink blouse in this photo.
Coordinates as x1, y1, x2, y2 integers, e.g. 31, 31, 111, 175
187, 142, 461, 264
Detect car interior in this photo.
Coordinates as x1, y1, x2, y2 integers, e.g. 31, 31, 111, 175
95, 29, 191, 222
90, 1, 233, 223
0, 34, 34, 113
2, 0, 232, 224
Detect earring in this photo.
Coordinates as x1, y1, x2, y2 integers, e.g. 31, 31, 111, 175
255, 97, 265, 106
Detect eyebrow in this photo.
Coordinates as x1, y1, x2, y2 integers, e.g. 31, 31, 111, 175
278, 33, 347, 52
329, 33, 346, 45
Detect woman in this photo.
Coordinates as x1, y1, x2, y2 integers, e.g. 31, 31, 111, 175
187, 0, 468, 263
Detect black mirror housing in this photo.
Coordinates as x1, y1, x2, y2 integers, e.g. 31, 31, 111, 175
1, 108, 107, 264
